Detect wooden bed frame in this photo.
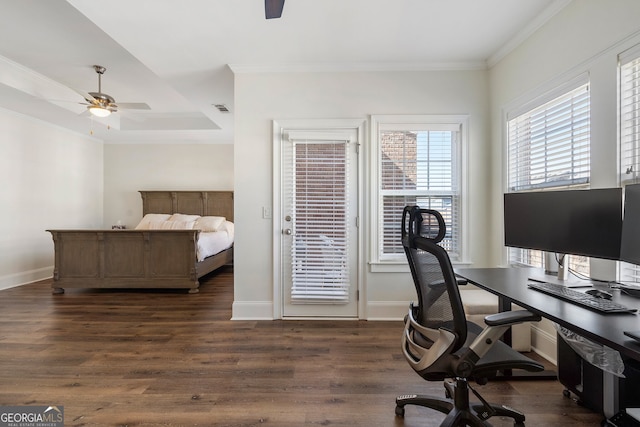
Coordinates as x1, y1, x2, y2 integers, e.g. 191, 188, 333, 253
48, 191, 233, 294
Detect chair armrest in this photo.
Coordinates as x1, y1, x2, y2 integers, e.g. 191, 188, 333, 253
452, 310, 541, 377
484, 310, 541, 326
430, 277, 467, 288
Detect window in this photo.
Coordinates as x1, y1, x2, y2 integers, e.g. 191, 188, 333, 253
620, 46, 640, 282
507, 83, 590, 192
506, 80, 591, 274
371, 115, 466, 266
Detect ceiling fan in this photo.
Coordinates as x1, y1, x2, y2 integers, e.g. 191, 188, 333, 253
265, 0, 285, 19
80, 65, 118, 117
79, 65, 149, 118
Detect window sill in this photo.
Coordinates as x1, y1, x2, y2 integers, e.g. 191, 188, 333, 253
369, 260, 472, 273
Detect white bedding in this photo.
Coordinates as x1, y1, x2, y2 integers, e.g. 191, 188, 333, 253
197, 221, 234, 262
135, 214, 234, 262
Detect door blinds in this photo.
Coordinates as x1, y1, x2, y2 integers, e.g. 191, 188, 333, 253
285, 135, 351, 303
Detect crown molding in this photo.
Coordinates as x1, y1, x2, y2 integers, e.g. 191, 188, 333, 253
228, 60, 487, 74
487, 0, 573, 68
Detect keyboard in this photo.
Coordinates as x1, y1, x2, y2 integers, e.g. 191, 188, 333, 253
528, 281, 637, 314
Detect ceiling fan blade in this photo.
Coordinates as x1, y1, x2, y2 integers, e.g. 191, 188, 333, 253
265, 0, 284, 19
72, 87, 97, 103
117, 102, 151, 110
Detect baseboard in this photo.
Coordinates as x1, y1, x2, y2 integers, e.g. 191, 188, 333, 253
0, 267, 52, 291
365, 301, 407, 320
531, 323, 558, 365
231, 301, 274, 320
231, 300, 410, 321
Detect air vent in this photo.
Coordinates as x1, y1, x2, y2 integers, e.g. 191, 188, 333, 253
214, 104, 230, 113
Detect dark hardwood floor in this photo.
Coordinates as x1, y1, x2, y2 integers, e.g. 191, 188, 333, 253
0, 267, 603, 426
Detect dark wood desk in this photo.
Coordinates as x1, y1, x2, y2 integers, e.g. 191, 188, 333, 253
456, 267, 640, 418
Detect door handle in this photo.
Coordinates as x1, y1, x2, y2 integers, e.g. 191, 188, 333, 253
284, 228, 292, 235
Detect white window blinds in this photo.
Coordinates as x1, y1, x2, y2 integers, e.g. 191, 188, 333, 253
620, 47, 640, 283
506, 81, 591, 273
507, 83, 590, 192
621, 49, 640, 184
379, 125, 460, 260
286, 137, 351, 303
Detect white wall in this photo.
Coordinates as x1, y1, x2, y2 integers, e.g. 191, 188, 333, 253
103, 143, 234, 228
233, 70, 490, 319
0, 108, 103, 289
488, 0, 640, 361
489, 0, 640, 266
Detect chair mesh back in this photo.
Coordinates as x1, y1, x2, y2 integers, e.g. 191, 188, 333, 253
407, 245, 455, 329
402, 206, 467, 351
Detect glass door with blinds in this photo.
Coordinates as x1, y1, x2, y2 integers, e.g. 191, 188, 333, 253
280, 129, 359, 318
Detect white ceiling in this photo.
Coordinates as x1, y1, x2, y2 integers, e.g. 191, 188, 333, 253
0, 0, 569, 143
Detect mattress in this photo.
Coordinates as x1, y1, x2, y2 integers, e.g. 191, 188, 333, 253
197, 221, 234, 261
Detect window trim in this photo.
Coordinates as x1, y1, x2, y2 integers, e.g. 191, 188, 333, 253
369, 114, 469, 272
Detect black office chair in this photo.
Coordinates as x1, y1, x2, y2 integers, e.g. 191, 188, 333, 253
396, 206, 544, 427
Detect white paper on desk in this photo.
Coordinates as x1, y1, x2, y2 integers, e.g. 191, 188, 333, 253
627, 407, 640, 421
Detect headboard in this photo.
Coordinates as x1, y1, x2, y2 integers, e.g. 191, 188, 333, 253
139, 191, 234, 222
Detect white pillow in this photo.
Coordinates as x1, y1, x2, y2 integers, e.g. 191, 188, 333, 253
194, 216, 226, 232
168, 213, 201, 222
159, 220, 196, 230
139, 219, 196, 230
146, 220, 167, 229
135, 213, 171, 230
222, 221, 234, 235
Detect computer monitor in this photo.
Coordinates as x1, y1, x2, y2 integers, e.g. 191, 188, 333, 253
620, 183, 640, 266
504, 187, 623, 261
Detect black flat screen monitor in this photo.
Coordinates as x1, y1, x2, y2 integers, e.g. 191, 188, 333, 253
620, 183, 640, 265
504, 188, 622, 260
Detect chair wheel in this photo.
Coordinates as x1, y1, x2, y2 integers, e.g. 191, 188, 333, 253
395, 405, 405, 417
563, 389, 571, 398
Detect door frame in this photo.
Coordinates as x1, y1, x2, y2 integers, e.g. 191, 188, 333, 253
272, 118, 366, 319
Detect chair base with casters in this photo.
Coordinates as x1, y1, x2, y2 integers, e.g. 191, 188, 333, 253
395, 377, 526, 427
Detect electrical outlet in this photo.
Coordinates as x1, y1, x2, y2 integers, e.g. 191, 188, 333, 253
262, 206, 272, 219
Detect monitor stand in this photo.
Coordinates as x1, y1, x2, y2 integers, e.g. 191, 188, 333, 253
556, 253, 571, 281
535, 253, 589, 288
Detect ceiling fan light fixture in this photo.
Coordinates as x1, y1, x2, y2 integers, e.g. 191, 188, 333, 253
84, 66, 116, 118
88, 105, 111, 117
